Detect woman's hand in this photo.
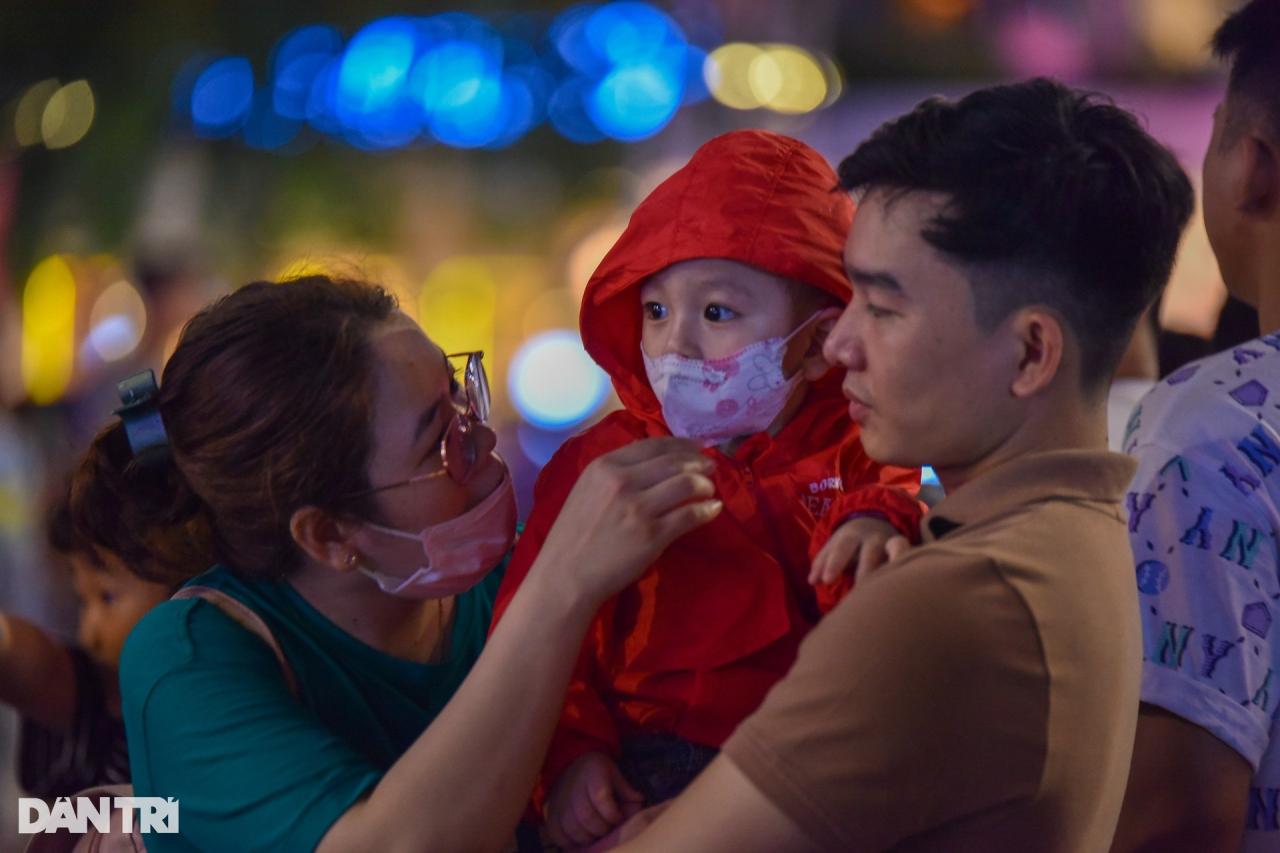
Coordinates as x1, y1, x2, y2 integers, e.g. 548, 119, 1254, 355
534, 438, 722, 605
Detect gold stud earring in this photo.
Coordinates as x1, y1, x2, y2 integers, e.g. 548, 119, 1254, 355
346, 552, 358, 569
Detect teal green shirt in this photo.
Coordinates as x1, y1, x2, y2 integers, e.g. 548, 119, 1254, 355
119, 563, 503, 852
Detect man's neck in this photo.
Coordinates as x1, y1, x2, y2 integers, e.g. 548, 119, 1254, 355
1258, 278, 1280, 336
933, 397, 1108, 496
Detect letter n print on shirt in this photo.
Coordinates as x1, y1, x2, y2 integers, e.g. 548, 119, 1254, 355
1221, 520, 1264, 569
1223, 463, 1263, 496
1239, 426, 1280, 477
1156, 622, 1195, 670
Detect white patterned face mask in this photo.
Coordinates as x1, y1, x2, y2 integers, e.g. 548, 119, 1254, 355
642, 313, 827, 446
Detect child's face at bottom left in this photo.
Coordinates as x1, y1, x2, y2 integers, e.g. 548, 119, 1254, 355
72, 550, 171, 669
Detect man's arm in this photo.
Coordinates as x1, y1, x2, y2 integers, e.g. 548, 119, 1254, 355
1115, 435, 1280, 852
614, 545, 1046, 852
1110, 704, 1252, 853
613, 753, 819, 853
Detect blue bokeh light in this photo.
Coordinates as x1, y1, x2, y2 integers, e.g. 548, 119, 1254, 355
191, 57, 255, 137
181, 3, 711, 150
551, 5, 608, 78
509, 330, 610, 429
272, 24, 342, 119
304, 57, 343, 135
548, 76, 606, 143
242, 88, 302, 150
589, 59, 682, 141
338, 18, 418, 113
482, 73, 539, 149
336, 17, 421, 145
680, 45, 710, 105
585, 2, 679, 65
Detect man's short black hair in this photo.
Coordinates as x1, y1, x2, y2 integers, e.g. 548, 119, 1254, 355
838, 78, 1194, 391
1213, 0, 1280, 140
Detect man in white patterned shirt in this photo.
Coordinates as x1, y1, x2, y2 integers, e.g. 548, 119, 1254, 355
1112, 2, 1280, 851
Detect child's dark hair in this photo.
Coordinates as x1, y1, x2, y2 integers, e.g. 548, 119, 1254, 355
70, 275, 398, 585
837, 78, 1194, 392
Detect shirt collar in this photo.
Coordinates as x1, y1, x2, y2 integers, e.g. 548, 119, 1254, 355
921, 449, 1136, 543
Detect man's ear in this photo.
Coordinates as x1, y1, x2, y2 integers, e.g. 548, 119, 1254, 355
799, 307, 844, 381
289, 506, 365, 574
1239, 132, 1280, 220
1008, 308, 1065, 399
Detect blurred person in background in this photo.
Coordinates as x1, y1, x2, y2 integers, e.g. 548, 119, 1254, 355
1112, 1, 1280, 850
3, 487, 178, 800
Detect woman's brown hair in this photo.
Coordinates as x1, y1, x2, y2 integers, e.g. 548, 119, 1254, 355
71, 275, 398, 584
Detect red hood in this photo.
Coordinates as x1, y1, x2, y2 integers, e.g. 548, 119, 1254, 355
581, 129, 855, 427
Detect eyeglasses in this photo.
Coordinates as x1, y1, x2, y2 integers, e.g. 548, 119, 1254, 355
350, 351, 492, 497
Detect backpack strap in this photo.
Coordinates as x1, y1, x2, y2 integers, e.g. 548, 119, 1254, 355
171, 585, 298, 698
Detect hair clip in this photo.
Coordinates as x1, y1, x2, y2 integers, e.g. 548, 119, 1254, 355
115, 369, 171, 465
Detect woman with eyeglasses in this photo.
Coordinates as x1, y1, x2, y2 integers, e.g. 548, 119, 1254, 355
68, 275, 722, 853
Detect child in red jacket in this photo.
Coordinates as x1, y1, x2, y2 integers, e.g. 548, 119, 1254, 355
491, 130, 922, 848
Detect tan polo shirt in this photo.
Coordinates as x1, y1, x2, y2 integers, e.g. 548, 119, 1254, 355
723, 449, 1141, 852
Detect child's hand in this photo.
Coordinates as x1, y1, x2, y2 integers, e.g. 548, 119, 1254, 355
545, 751, 644, 849
809, 516, 911, 586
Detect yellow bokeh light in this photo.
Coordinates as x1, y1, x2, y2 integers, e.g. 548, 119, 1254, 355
567, 220, 628, 301
88, 278, 148, 362
419, 257, 498, 363
275, 252, 419, 322
14, 79, 59, 147
820, 54, 845, 108
1158, 190, 1227, 339
21, 255, 77, 405
1134, 0, 1228, 72
704, 43, 764, 110
521, 288, 578, 339
41, 80, 94, 150
750, 47, 828, 114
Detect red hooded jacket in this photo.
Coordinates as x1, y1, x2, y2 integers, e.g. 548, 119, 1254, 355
491, 130, 921, 809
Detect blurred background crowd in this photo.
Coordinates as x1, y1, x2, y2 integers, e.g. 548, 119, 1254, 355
0, 1, 1249, 846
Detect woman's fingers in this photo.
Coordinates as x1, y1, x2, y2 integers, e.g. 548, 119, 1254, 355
652, 498, 723, 546
637, 471, 716, 517
603, 436, 704, 468
619, 448, 712, 492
